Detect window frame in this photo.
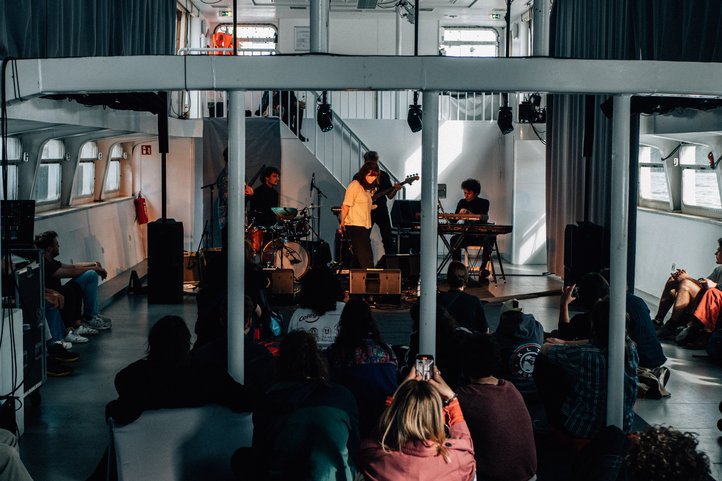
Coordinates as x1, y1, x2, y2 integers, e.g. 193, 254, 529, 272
213, 23, 278, 56
438, 26, 500, 58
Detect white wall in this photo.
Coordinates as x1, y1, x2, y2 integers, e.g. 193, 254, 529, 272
138, 137, 200, 250
35, 198, 146, 281
635, 209, 722, 297
511, 138, 547, 264
277, 12, 432, 55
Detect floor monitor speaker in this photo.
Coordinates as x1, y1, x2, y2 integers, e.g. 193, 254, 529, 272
349, 269, 401, 304
265, 268, 294, 304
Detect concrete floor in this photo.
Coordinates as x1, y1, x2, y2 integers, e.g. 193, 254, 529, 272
17, 264, 722, 480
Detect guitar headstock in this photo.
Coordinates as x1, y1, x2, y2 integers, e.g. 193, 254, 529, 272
404, 174, 420, 184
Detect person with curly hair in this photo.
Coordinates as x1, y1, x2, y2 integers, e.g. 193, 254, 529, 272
625, 426, 712, 481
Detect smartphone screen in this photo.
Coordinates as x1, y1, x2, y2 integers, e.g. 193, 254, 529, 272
415, 354, 434, 381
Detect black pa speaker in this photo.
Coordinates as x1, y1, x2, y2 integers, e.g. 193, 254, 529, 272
148, 219, 184, 304
390, 200, 421, 229
377, 254, 420, 289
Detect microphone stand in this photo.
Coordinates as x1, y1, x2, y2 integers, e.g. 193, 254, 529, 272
201, 182, 216, 247
310, 177, 327, 245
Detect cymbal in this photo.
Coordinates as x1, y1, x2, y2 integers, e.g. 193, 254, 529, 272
271, 207, 298, 220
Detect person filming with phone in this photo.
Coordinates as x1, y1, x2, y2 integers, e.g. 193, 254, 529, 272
359, 357, 476, 481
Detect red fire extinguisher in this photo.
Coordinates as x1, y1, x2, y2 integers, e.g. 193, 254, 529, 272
135, 192, 149, 225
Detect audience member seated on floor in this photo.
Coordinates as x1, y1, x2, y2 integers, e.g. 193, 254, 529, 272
557, 272, 609, 341
234, 330, 359, 481
597, 269, 669, 397
406, 303, 468, 389
437, 261, 488, 334
457, 333, 536, 481
35, 230, 111, 340
0, 428, 33, 481
673, 283, 722, 350
654, 237, 722, 339
493, 299, 544, 401
192, 295, 275, 392
44, 289, 79, 376
624, 426, 712, 481
287, 267, 346, 349
326, 299, 398, 437
359, 367, 475, 481
535, 297, 639, 444
106, 315, 259, 425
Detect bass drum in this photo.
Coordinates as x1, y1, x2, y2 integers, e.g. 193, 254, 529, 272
263, 240, 310, 280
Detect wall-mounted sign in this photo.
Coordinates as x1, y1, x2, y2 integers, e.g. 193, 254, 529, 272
141, 145, 152, 155
294, 26, 310, 52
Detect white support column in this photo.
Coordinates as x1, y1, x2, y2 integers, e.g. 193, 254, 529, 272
607, 94, 631, 429
310, 0, 330, 53
396, 13, 404, 119
228, 90, 246, 383
532, 0, 550, 56
419, 90, 439, 357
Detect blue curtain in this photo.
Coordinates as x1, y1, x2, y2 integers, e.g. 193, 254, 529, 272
0, 0, 175, 58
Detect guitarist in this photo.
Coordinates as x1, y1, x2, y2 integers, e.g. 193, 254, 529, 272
357, 151, 401, 256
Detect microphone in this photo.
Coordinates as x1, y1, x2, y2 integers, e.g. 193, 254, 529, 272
310, 173, 315, 194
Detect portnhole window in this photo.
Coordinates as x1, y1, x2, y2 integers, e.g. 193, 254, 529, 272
34, 140, 63, 203
104, 144, 122, 193
638, 145, 670, 207
214, 24, 277, 56
74, 142, 97, 198
0, 137, 21, 200
680, 144, 722, 214
439, 27, 498, 57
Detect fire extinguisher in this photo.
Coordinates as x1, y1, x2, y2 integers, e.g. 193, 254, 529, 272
135, 192, 149, 225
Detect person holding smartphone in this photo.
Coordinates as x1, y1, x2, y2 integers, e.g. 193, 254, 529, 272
359, 364, 476, 481
655, 238, 722, 340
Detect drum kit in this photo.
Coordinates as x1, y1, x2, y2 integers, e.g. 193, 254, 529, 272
246, 206, 319, 280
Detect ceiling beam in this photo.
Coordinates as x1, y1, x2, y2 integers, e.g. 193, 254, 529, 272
8, 55, 722, 100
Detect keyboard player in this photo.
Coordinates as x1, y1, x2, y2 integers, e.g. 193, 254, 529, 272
451, 179, 493, 280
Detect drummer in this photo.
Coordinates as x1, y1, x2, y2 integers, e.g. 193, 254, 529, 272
249, 166, 280, 228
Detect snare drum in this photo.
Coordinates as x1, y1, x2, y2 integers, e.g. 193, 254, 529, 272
246, 227, 265, 254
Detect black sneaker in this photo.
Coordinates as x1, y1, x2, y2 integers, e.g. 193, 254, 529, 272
47, 359, 73, 377
656, 323, 680, 340
47, 343, 80, 363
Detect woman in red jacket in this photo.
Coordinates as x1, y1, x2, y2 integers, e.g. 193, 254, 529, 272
359, 367, 476, 481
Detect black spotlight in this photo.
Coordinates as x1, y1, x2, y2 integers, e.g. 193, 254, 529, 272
407, 91, 422, 133
317, 91, 333, 132
497, 106, 514, 135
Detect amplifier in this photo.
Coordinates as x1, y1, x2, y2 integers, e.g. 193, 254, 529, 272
349, 269, 401, 295
264, 268, 294, 305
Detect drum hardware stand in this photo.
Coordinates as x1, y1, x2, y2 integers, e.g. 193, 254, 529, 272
200, 182, 216, 248
309, 173, 328, 269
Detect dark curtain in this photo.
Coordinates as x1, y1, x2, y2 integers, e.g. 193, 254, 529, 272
202, 118, 282, 247
546, 0, 722, 277
0, 0, 175, 59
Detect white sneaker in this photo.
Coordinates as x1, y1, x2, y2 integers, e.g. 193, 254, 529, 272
76, 324, 99, 336
85, 316, 111, 331
96, 313, 112, 323
64, 331, 89, 343
54, 340, 73, 350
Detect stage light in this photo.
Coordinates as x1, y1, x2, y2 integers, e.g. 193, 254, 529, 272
497, 106, 514, 135
407, 91, 422, 133
316, 92, 333, 132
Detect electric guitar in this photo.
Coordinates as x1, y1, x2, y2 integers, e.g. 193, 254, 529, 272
372, 174, 419, 202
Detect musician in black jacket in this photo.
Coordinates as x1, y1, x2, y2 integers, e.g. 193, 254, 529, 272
450, 178, 493, 280
356, 151, 400, 257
